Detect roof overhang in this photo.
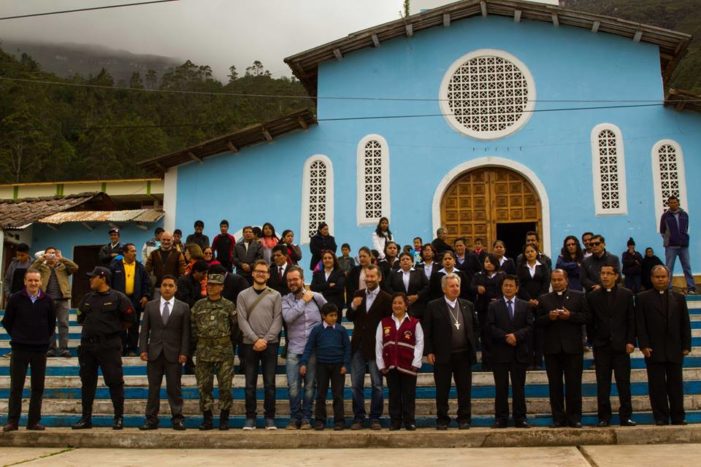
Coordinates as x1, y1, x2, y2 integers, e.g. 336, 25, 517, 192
665, 88, 701, 113
37, 209, 165, 226
0, 192, 116, 230
284, 0, 692, 98
138, 109, 316, 175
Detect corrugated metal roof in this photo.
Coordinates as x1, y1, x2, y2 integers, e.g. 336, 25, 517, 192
38, 209, 164, 225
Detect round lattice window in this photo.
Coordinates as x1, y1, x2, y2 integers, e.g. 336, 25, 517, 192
439, 49, 536, 140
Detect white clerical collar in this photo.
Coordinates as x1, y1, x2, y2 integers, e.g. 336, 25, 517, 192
556, 291, 564, 296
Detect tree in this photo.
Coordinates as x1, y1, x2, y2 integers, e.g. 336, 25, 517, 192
227, 65, 239, 83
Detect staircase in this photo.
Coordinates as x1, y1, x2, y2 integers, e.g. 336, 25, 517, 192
1, 296, 700, 430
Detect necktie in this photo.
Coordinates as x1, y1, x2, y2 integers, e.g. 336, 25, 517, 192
162, 301, 170, 324
507, 300, 514, 320
279, 266, 284, 281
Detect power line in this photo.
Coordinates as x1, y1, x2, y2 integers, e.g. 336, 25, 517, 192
0, 0, 179, 21
1, 76, 699, 105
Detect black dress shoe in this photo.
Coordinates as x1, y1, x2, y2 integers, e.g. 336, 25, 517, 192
569, 422, 583, 429
672, 420, 688, 426
515, 420, 530, 429
405, 424, 416, 431
492, 421, 508, 429
26, 424, 46, 431
620, 419, 637, 427
113, 416, 124, 430
597, 420, 610, 428
139, 423, 158, 430
458, 421, 470, 430
389, 424, 401, 431
172, 420, 186, 431
71, 419, 92, 430
550, 422, 566, 428
2, 423, 18, 432
436, 424, 448, 431
655, 420, 668, 426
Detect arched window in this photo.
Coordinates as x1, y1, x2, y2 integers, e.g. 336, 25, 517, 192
357, 135, 390, 225
591, 123, 627, 215
301, 155, 334, 244
652, 139, 688, 221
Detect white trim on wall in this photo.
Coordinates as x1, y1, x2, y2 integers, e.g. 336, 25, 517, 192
356, 134, 391, 226
651, 139, 689, 222
590, 123, 627, 216
300, 154, 334, 245
431, 157, 551, 256
163, 166, 178, 232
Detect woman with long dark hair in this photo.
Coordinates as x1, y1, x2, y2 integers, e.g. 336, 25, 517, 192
471, 253, 504, 370
259, 222, 279, 264
311, 250, 346, 312
372, 217, 393, 260
280, 229, 302, 265
309, 222, 337, 271
555, 235, 584, 291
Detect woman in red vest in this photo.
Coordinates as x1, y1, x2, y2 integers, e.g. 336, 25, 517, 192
375, 292, 424, 431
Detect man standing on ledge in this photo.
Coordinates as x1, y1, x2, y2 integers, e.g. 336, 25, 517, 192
423, 272, 478, 430
660, 195, 696, 294
72, 267, 134, 430
191, 272, 237, 431
586, 265, 636, 427
2, 269, 55, 432
636, 265, 692, 425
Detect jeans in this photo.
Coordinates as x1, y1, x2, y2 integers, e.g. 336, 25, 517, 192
242, 343, 278, 419
286, 352, 316, 423
350, 350, 383, 422
665, 246, 695, 291
50, 299, 70, 351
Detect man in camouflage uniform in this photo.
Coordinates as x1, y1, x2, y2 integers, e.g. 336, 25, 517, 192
191, 273, 237, 430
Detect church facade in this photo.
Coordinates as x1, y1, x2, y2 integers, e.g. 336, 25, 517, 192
141, 0, 700, 273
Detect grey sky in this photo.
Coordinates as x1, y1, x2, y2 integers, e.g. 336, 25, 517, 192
0, 0, 406, 79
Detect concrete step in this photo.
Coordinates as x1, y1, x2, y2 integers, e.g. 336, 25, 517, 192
4, 394, 701, 418
1, 425, 700, 449
2, 411, 701, 430
3, 380, 701, 402
2, 367, 701, 387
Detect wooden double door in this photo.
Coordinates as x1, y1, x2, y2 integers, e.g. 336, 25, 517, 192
440, 167, 542, 258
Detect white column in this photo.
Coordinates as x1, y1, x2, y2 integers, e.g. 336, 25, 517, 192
163, 167, 178, 232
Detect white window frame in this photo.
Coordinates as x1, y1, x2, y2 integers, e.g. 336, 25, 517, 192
300, 154, 334, 245
356, 134, 390, 226
591, 123, 627, 215
651, 139, 688, 222
439, 49, 536, 140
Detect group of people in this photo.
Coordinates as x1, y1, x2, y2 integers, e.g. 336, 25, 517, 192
1, 195, 694, 431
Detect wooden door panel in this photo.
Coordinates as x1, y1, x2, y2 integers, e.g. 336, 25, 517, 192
440, 167, 542, 248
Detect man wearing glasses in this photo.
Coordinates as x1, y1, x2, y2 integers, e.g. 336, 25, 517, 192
237, 260, 283, 430
580, 234, 621, 293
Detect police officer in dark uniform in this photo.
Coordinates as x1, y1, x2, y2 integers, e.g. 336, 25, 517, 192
72, 266, 134, 430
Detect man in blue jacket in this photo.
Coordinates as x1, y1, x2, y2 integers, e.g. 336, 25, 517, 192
111, 243, 151, 356
660, 196, 696, 294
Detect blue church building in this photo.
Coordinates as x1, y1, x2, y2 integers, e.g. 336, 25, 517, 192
139, 0, 700, 278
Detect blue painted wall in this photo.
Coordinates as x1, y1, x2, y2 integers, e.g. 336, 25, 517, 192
174, 16, 700, 274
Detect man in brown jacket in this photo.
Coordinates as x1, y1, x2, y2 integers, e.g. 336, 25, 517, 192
145, 231, 186, 301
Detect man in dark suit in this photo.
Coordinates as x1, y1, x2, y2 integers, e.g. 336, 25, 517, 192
586, 264, 636, 427
346, 264, 392, 430
387, 252, 430, 319
537, 269, 590, 428
138, 275, 190, 430
637, 265, 692, 425
233, 226, 264, 284
488, 275, 533, 428
424, 272, 478, 430
267, 245, 291, 296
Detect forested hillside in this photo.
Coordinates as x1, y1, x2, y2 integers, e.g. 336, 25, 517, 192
0, 49, 311, 183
